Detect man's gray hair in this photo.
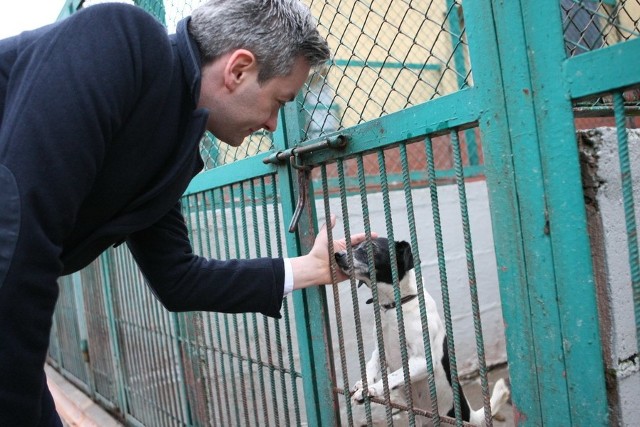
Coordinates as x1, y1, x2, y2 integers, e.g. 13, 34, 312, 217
189, 0, 331, 83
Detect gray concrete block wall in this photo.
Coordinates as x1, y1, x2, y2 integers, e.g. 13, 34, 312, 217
580, 127, 640, 427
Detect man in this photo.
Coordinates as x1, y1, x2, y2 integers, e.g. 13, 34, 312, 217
0, 1, 368, 425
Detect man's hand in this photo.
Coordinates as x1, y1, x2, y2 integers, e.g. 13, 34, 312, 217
290, 214, 375, 290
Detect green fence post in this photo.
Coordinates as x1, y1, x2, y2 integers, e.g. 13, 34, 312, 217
519, 0, 608, 424
465, 0, 609, 424
463, 1, 544, 423
276, 95, 337, 427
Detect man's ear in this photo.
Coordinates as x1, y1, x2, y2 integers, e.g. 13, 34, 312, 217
223, 49, 257, 91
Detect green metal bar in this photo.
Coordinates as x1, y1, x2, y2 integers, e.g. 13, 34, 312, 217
185, 153, 276, 196
521, 0, 608, 424
336, 159, 374, 425
230, 184, 250, 425
98, 251, 129, 416
445, 0, 480, 166
321, 163, 352, 426
378, 149, 418, 425
280, 93, 337, 427
255, 179, 273, 425
612, 92, 640, 352
356, 154, 394, 424
246, 181, 264, 427
71, 272, 95, 398
221, 186, 242, 425
451, 131, 492, 424
204, 189, 227, 425
213, 187, 233, 425
298, 88, 480, 166
564, 37, 640, 99
499, 0, 574, 419
400, 142, 441, 425
463, 1, 544, 423
425, 136, 463, 426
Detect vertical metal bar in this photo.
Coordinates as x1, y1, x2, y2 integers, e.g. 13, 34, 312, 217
399, 143, 441, 425
205, 188, 226, 425
356, 154, 394, 425
424, 136, 463, 426
231, 183, 251, 426
214, 187, 233, 425
220, 185, 242, 425
71, 272, 96, 397
451, 131, 492, 425
111, 250, 134, 421
324, 162, 355, 426
377, 149, 417, 426
612, 92, 640, 352
98, 251, 128, 416
445, 0, 479, 166
246, 180, 264, 426
270, 174, 304, 426
255, 178, 271, 426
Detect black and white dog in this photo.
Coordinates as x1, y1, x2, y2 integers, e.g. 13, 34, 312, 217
335, 237, 510, 426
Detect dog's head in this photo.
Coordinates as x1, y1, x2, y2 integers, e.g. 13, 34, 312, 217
334, 237, 414, 286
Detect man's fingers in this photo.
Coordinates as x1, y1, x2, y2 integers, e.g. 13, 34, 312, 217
349, 231, 378, 246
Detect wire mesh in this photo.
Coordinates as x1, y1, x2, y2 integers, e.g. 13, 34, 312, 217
563, 1, 640, 125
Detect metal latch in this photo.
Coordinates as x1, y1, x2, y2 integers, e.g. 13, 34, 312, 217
263, 135, 348, 232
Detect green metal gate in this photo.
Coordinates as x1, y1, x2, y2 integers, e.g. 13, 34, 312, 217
48, 0, 640, 426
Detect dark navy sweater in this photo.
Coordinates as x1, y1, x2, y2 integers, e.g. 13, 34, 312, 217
0, 4, 284, 423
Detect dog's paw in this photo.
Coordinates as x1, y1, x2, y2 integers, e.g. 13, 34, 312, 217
351, 381, 381, 404
351, 381, 365, 404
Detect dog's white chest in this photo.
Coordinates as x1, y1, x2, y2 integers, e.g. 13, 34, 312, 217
376, 307, 428, 371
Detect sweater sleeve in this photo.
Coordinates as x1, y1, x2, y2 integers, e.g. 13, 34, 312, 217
126, 203, 286, 318
0, 5, 173, 424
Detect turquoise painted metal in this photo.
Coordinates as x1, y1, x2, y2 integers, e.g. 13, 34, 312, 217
56, 0, 82, 20
522, 1, 609, 424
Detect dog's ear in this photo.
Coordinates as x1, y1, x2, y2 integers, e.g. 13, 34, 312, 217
396, 240, 414, 270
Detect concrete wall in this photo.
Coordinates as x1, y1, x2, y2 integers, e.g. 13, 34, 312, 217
580, 127, 640, 427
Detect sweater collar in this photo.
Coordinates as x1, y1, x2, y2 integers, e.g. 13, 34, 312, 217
173, 16, 202, 109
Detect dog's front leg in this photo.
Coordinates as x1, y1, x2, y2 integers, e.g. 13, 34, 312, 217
362, 356, 429, 401
352, 348, 380, 403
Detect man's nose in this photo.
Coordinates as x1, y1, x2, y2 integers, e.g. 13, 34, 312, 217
263, 111, 279, 132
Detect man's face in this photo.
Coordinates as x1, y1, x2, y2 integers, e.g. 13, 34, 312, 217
198, 52, 311, 147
